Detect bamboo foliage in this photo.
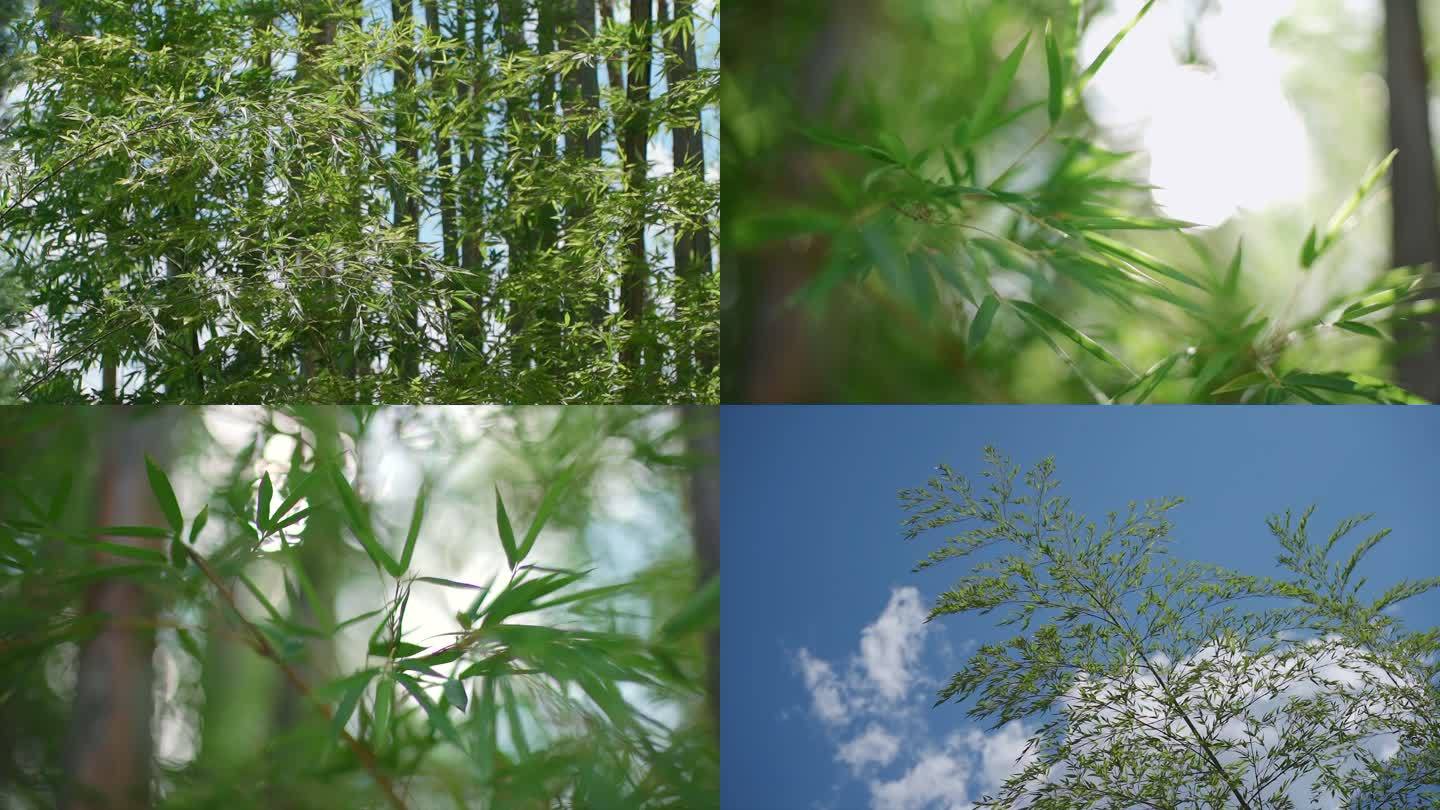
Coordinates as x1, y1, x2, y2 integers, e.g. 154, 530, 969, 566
899, 449, 1440, 807
0, 0, 718, 403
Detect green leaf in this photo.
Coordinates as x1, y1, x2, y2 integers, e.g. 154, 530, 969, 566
79, 538, 167, 564
395, 673, 464, 751
95, 525, 174, 540
1075, 0, 1157, 97
398, 480, 429, 575
1299, 225, 1319, 269
1341, 277, 1425, 320
482, 569, 590, 627
256, 472, 273, 532
1335, 320, 1385, 339
443, 678, 468, 713
330, 464, 400, 576
501, 678, 530, 759
271, 507, 312, 533
416, 576, 487, 589
1113, 350, 1184, 404
1339, 529, 1392, 588
799, 127, 893, 162
1065, 214, 1195, 231
270, 466, 318, 526
1282, 372, 1427, 404
330, 670, 375, 742
968, 294, 1001, 356
368, 640, 426, 658
660, 576, 720, 641
495, 485, 519, 570
967, 33, 1031, 143
1010, 300, 1130, 372
1210, 371, 1268, 396
169, 535, 188, 569
372, 674, 392, 751
519, 467, 574, 564
1371, 576, 1440, 614
1223, 239, 1244, 294
187, 504, 209, 545
1084, 234, 1207, 290
1304, 150, 1398, 268
1045, 21, 1064, 125
474, 676, 497, 784
144, 454, 183, 535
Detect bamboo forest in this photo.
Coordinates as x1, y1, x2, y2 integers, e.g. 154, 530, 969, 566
0, 0, 718, 404
0, 405, 719, 808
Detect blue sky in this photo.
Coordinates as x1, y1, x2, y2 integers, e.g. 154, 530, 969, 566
721, 406, 1440, 810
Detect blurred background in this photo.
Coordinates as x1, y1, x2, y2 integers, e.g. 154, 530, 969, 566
724, 0, 1440, 402
0, 405, 718, 808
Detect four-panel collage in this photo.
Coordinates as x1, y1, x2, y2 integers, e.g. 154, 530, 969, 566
3, 0, 1440, 807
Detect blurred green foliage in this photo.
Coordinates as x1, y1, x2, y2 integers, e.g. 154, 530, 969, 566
724, 0, 1437, 403
0, 406, 717, 809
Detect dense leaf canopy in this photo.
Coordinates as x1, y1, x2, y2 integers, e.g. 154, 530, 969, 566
0, 0, 718, 403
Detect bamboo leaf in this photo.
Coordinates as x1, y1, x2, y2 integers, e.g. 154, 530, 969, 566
495, 484, 519, 570
1074, 0, 1157, 97
95, 525, 173, 540
187, 504, 209, 545
660, 576, 719, 641
398, 480, 429, 575
270, 466, 317, 527
416, 576, 486, 590
1335, 320, 1385, 339
372, 674, 392, 751
256, 472, 273, 532
329, 670, 375, 743
443, 678, 468, 714
968, 294, 1001, 356
1283, 372, 1428, 405
1085, 233, 1207, 290
967, 33, 1031, 143
1010, 300, 1130, 372
519, 467, 574, 563
330, 463, 400, 576
396, 673, 464, 751
1211, 371, 1267, 396
144, 454, 183, 535
1045, 21, 1064, 125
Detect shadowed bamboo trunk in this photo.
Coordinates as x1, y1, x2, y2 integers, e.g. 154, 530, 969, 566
457, 0, 490, 356
562, 0, 606, 330
1386, 0, 1440, 400
60, 409, 182, 810
393, 0, 424, 381
665, 0, 712, 386
726, 0, 874, 401
620, 0, 651, 392
498, 0, 534, 372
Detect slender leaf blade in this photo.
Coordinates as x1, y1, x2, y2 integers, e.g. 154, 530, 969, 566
144, 454, 183, 535
495, 485, 519, 570
1010, 300, 1130, 372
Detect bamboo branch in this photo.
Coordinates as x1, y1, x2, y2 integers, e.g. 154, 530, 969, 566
183, 545, 409, 810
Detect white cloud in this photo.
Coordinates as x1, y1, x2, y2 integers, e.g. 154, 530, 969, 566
959, 720, 1035, 797
859, 587, 930, 702
793, 586, 931, 729
838, 725, 902, 774
869, 750, 972, 810
796, 647, 850, 727
790, 586, 1046, 810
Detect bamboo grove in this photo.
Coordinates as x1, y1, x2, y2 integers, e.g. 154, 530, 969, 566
0, 0, 718, 404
